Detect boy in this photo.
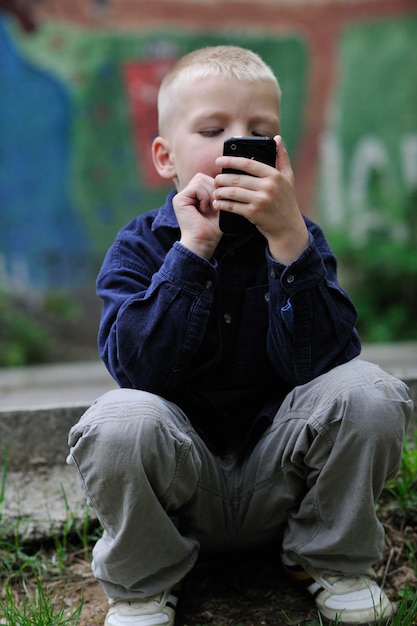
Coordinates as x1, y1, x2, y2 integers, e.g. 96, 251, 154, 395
68, 46, 412, 626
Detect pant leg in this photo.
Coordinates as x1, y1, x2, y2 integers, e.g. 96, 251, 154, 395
67, 388, 234, 600
236, 360, 413, 572
68, 362, 413, 597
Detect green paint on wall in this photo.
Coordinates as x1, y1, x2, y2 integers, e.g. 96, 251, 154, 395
319, 15, 417, 248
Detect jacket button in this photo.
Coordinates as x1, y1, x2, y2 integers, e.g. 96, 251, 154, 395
223, 313, 232, 324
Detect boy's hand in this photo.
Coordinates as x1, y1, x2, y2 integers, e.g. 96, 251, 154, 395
173, 173, 222, 260
213, 135, 309, 265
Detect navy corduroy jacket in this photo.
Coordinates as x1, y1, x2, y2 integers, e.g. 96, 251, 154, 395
97, 191, 361, 453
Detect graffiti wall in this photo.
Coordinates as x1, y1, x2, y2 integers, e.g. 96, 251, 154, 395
0, 19, 307, 290
318, 17, 417, 250
0, 1, 416, 293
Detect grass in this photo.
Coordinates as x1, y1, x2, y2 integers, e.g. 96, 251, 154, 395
384, 435, 417, 518
0, 446, 99, 625
0, 433, 416, 625
0, 578, 83, 625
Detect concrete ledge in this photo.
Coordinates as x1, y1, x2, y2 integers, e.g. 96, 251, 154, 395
0, 360, 117, 538
0, 404, 98, 539
0, 343, 415, 539
0, 359, 118, 469
0, 360, 118, 413
2, 464, 90, 540
0, 404, 89, 469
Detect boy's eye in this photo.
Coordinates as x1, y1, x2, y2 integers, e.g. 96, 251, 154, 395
200, 129, 223, 137
252, 131, 271, 138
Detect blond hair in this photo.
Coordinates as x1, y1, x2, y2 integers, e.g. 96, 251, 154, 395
157, 45, 281, 135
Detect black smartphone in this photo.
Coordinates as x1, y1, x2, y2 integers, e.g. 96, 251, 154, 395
220, 136, 276, 234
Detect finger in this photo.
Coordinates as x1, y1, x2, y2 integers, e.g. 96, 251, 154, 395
181, 175, 214, 209
215, 173, 263, 193
216, 156, 269, 177
214, 183, 252, 206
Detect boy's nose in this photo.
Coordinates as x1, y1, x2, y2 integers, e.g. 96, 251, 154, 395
229, 125, 251, 138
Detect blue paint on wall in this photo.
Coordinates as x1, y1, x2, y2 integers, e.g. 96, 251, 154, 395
0, 18, 87, 290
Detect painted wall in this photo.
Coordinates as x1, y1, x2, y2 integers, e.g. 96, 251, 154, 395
0, 1, 416, 293
318, 17, 417, 249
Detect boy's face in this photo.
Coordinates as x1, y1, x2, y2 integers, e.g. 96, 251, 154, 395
160, 76, 280, 191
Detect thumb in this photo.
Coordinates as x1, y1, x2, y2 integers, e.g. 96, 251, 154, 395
274, 135, 293, 179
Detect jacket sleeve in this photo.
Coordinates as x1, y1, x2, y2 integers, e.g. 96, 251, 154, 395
97, 238, 218, 392
266, 219, 361, 384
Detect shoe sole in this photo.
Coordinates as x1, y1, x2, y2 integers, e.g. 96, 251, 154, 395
317, 610, 394, 626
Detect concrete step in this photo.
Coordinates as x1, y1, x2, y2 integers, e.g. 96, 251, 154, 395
0, 360, 117, 538
1, 344, 416, 539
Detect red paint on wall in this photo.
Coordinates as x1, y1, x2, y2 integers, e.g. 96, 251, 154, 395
124, 58, 177, 187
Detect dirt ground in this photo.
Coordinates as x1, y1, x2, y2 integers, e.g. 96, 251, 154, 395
49, 506, 417, 626
69, 549, 318, 626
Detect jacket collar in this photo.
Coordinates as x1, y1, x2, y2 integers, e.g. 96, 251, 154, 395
151, 190, 178, 231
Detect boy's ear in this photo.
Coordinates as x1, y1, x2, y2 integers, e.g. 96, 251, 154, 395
152, 136, 176, 180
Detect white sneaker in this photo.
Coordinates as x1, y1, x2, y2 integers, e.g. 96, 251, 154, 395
104, 589, 178, 626
282, 556, 395, 624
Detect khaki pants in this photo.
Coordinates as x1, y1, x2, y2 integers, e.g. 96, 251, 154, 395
67, 360, 413, 600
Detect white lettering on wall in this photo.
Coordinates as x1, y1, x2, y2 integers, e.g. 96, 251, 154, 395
319, 132, 417, 245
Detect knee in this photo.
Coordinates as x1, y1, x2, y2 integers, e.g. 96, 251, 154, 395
68, 388, 195, 484
68, 389, 173, 466
334, 360, 412, 433
312, 361, 413, 467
